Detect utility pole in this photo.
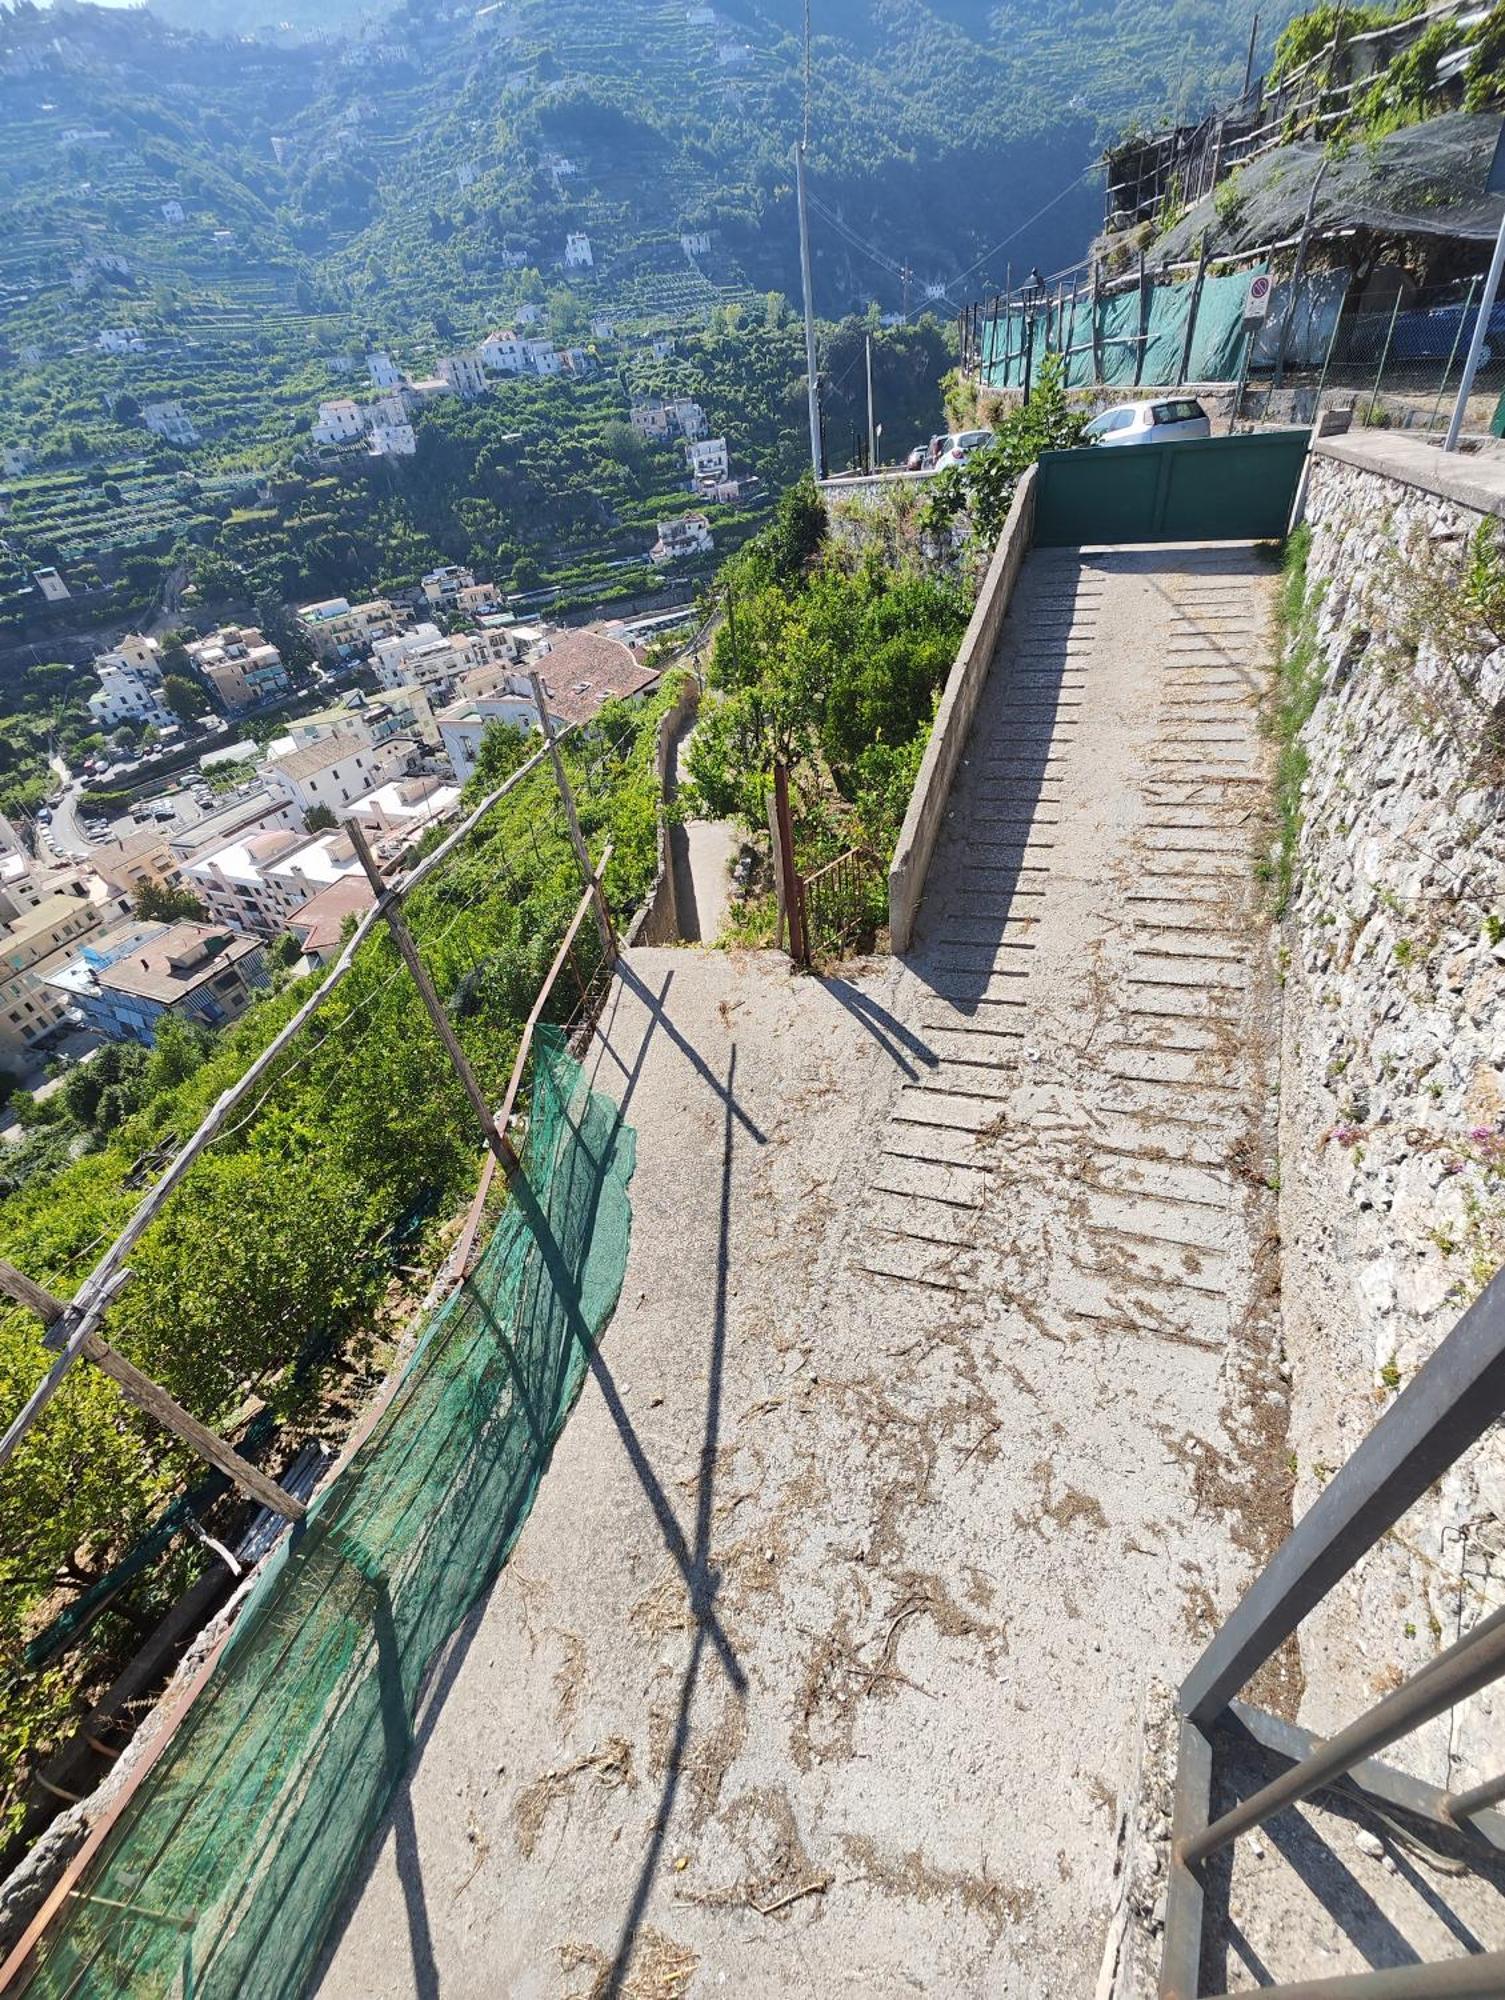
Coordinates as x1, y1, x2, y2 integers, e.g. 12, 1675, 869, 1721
795, 141, 823, 481
530, 672, 614, 956
1243, 9, 1261, 98
901, 261, 913, 323
864, 333, 877, 470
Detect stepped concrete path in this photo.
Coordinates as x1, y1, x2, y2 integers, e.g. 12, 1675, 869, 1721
316, 545, 1296, 1997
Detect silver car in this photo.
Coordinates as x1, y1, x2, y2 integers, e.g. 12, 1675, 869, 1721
1083, 397, 1211, 446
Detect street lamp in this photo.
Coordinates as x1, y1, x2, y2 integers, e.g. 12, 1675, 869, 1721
1021, 267, 1048, 402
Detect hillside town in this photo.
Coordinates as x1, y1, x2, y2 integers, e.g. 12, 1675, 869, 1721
0, 579, 661, 1078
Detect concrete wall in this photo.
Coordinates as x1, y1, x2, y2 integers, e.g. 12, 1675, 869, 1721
886, 464, 1037, 953
626, 675, 699, 948
1278, 431, 1505, 1785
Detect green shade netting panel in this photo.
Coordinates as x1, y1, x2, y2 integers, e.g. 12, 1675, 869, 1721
978, 266, 1266, 392
27, 1026, 635, 2000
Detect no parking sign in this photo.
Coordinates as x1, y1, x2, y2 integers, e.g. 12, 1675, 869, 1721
1243, 272, 1274, 327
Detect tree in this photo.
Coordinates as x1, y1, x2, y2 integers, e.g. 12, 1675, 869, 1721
133, 880, 208, 923
305, 803, 337, 832
162, 674, 209, 721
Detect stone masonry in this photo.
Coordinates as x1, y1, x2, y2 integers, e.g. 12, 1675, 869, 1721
1279, 435, 1505, 1789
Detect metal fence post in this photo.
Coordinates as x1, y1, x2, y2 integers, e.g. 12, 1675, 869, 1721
1177, 240, 1209, 387
1366, 287, 1403, 427
1432, 274, 1481, 435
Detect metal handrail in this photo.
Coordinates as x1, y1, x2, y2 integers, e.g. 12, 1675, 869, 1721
1160, 1264, 1505, 1998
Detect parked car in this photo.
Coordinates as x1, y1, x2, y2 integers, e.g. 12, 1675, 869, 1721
905, 445, 928, 471
934, 428, 994, 469
923, 432, 949, 468
1082, 398, 1211, 446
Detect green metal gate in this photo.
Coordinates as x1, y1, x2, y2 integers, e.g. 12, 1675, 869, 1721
1032, 428, 1311, 547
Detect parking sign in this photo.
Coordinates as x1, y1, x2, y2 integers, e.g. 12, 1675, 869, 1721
1243, 272, 1274, 325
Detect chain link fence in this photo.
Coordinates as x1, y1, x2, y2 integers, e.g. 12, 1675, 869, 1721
1237, 277, 1505, 438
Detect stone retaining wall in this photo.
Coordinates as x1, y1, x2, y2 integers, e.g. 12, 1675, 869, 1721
626, 673, 699, 948
1279, 433, 1505, 1782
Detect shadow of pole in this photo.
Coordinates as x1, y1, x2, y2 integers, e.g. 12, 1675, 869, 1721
600, 1044, 743, 1999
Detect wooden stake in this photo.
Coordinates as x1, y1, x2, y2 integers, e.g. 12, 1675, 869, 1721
346, 822, 521, 1175
0, 1260, 304, 1520
530, 672, 614, 958
772, 761, 809, 971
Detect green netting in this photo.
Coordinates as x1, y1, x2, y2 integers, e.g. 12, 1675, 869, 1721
25, 1026, 635, 2000
979, 266, 1266, 392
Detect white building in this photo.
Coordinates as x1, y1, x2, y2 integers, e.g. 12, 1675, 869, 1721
650, 513, 714, 565
187, 827, 313, 935
564, 232, 593, 269
591, 316, 616, 340
161, 199, 185, 224
265, 727, 409, 822
88, 633, 173, 731
33, 568, 70, 603
686, 436, 730, 485
366, 351, 402, 389
680, 231, 711, 257
370, 622, 455, 689
421, 564, 476, 609
480, 327, 526, 374
143, 400, 197, 445
346, 773, 460, 839
651, 335, 674, 361
438, 351, 488, 398
369, 421, 416, 457
2, 445, 28, 477
313, 398, 364, 445
514, 302, 543, 327
266, 828, 373, 910
96, 326, 145, 354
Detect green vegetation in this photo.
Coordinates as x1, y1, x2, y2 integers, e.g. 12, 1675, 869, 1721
1264, 523, 1324, 915
687, 478, 966, 930
0, 0, 1307, 628
0, 678, 674, 1852
920, 355, 1089, 550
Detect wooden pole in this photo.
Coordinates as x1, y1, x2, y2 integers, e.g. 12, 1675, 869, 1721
1177, 238, 1210, 387
772, 761, 808, 971
0, 1261, 304, 1521
529, 672, 614, 958
1134, 248, 1149, 387
346, 821, 521, 1176
1091, 257, 1104, 385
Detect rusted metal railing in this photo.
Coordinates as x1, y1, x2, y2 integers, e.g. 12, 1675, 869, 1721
798, 845, 882, 963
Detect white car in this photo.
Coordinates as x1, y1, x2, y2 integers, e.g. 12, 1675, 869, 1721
1082, 397, 1211, 446
934, 428, 994, 469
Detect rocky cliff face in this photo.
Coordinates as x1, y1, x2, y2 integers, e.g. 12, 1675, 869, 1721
1279, 443, 1505, 1782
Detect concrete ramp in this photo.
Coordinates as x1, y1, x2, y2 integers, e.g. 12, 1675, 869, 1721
316, 544, 1296, 2000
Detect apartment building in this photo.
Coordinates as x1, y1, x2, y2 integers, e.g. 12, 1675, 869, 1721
0, 885, 120, 1055
187, 627, 290, 715
88, 633, 173, 731
296, 596, 404, 661
48, 920, 268, 1047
